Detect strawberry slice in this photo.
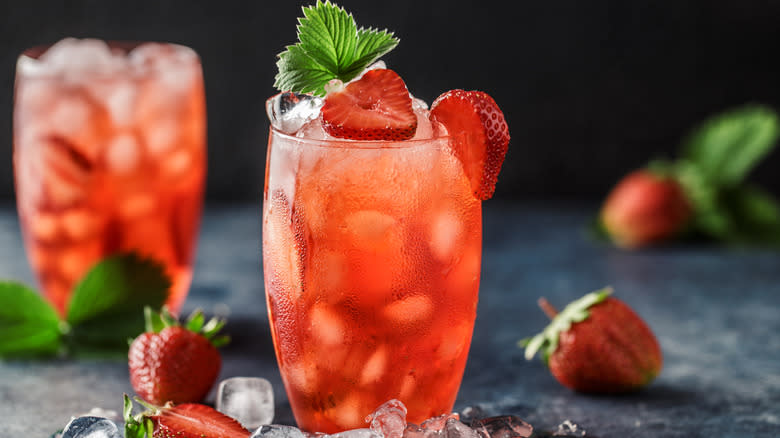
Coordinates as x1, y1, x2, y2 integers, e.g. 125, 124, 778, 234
152, 404, 250, 438
125, 397, 250, 438
321, 69, 417, 141
430, 90, 510, 200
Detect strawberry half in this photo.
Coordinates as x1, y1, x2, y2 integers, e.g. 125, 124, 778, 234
124, 396, 250, 438
129, 308, 229, 405
430, 90, 509, 200
320, 69, 417, 141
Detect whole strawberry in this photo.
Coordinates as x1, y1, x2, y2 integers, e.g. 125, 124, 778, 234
124, 395, 250, 438
522, 288, 662, 394
129, 307, 229, 405
601, 169, 692, 248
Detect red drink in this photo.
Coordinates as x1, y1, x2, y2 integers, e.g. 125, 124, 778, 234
13, 39, 206, 316
263, 127, 482, 432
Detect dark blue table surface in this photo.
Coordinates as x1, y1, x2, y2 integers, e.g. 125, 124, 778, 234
1, 202, 778, 437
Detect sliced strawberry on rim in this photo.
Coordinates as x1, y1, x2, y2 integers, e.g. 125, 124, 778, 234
124, 396, 250, 438
321, 69, 417, 141
430, 90, 510, 200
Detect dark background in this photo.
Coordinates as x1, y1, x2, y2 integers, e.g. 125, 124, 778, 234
1, 0, 779, 202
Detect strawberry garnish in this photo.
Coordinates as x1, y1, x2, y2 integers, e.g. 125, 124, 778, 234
129, 308, 229, 405
430, 90, 509, 200
124, 396, 250, 438
320, 69, 417, 141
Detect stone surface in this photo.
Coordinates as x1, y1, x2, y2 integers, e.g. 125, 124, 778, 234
1, 202, 779, 437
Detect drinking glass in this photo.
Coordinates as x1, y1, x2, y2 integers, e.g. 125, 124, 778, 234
262, 124, 482, 433
13, 39, 206, 316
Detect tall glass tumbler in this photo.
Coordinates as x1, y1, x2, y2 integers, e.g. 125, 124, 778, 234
13, 39, 206, 316
262, 123, 482, 433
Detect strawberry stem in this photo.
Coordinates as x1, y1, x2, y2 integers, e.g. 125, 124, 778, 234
537, 297, 559, 320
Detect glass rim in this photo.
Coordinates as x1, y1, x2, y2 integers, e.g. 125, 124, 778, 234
16, 40, 201, 80
270, 125, 452, 149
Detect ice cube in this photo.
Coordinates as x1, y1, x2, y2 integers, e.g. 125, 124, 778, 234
117, 192, 156, 220
87, 79, 137, 127
251, 425, 306, 438
411, 109, 434, 140
366, 399, 408, 438
40, 38, 122, 79
267, 92, 324, 135
296, 117, 329, 140
444, 419, 479, 438
144, 117, 179, 156
429, 210, 461, 261
383, 295, 433, 328
360, 346, 388, 385
106, 133, 141, 174
310, 305, 345, 346
29, 212, 61, 242
162, 150, 193, 177
61, 208, 100, 241
328, 429, 381, 438
61, 416, 121, 438
129, 43, 198, 94
471, 416, 533, 438
420, 413, 459, 434
47, 94, 101, 161
411, 97, 429, 111
216, 377, 275, 430
551, 420, 585, 437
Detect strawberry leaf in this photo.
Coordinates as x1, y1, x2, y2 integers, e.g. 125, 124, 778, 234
521, 288, 613, 364
0, 281, 63, 358
66, 253, 170, 351
274, 0, 399, 96
681, 105, 779, 188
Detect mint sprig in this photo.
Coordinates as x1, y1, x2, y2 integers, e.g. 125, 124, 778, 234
677, 105, 780, 246
275, 0, 399, 96
0, 253, 170, 359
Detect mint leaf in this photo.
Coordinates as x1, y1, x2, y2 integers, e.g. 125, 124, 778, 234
66, 253, 170, 351
0, 281, 62, 358
718, 185, 780, 246
275, 0, 399, 96
681, 105, 779, 188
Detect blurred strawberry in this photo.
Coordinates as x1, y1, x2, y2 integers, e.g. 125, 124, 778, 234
600, 169, 692, 248
522, 288, 662, 394
129, 307, 229, 405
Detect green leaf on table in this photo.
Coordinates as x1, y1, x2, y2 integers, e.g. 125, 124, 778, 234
66, 253, 170, 352
681, 105, 779, 188
274, 0, 399, 96
0, 281, 62, 358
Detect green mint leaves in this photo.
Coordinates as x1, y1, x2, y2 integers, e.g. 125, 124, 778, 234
0, 253, 170, 359
677, 105, 780, 246
520, 288, 612, 364
275, 0, 399, 96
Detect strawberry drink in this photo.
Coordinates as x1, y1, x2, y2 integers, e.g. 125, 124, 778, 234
263, 2, 509, 432
13, 39, 206, 316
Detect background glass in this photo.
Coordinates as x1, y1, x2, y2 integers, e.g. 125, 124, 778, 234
13, 41, 206, 316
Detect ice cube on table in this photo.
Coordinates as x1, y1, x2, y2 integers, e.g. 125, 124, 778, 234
471, 416, 533, 438
366, 399, 408, 438
327, 428, 382, 438
267, 92, 323, 135
551, 420, 586, 437
251, 424, 306, 438
444, 418, 480, 438
61, 416, 121, 438
216, 377, 275, 430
